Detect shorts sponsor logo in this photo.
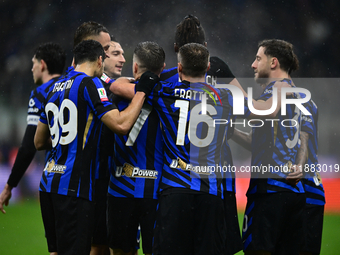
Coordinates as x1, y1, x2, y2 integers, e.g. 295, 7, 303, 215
44, 159, 66, 174
115, 163, 158, 179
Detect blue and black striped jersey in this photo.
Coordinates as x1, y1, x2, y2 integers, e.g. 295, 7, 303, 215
160, 57, 237, 194
93, 73, 116, 180
39, 70, 116, 201
160, 56, 234, 84
301, 99, 325, 205
248, 79, 305, 195
160, 67, 179, 83
108, 90, 163, 199
147, 80, 250, 197
27, 77, 60, 126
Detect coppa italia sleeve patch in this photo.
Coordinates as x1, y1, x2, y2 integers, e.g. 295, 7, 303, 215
97, 88, 108, 101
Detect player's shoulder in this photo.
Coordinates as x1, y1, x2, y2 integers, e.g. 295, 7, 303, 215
160, 67, 178, 82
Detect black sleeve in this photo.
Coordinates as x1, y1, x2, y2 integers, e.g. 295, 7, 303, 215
207, 56, 235, 83
7, 125, 37, 187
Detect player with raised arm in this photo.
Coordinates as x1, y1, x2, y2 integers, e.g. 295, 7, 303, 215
107, 41, 164, 255
34, 40, 157, 255
232, 39, 306, 255
0, 42, 66, 215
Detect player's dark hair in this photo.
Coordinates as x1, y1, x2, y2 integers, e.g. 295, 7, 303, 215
74, 21, 110, 47
73, 40, 105, 65
34, 42, 66, 75
134, 41, 165, 75
259, 39, 299, 74
175, 15, 206, 50
178, 43, 209, 77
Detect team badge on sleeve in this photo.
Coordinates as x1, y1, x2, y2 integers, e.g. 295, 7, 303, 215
97, 88, 108, 102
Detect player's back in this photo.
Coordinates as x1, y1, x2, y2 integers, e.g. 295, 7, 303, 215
147, 80, 236, 197
39, 70, 113, 200
109, 93, 163, 199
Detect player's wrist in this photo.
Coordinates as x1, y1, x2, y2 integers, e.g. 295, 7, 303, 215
4, 183, 13, 191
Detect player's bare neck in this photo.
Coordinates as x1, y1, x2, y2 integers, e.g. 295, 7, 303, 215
181, 74, 205, 84
75, 62, 97, 76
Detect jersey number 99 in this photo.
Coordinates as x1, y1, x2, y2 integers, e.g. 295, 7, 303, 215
45, 99, 77, 147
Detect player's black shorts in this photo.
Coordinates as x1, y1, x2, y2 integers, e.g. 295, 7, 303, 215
39, 191, 95, 254
223, 191, 243, 255
92, 177, 109, 246
300, 204, 324, 255
107, 195, 158, 254
153, 188, 226, 255
242, 192, 305, 255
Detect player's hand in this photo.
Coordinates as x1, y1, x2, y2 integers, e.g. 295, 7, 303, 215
135, 71, 159, 96
207, 56, 235, 79
286, 164, 303, 186
0, 184, 13, 214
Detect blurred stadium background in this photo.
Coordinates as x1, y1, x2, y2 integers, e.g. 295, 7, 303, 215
0, 0, 339, 254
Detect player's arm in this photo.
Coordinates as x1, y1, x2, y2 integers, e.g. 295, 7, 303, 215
109, 77, 135, 100
231, 128, 252, 151
101, 91, 146, 135
286, 131, 308, 184
34, 121, 52, 151
102, 71, 158, 135
0, 125, 38, 214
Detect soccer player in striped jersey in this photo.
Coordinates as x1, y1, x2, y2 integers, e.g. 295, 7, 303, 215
73, 22, 113, 255
0, 42, 66, 215
94, 39, 126, 255
34, 40, 157, 255
290, 99, 325, 255
106, 41, 165, 255
159, 15, 244, 255
232, 39, 306, 255
160, 15, 248, 255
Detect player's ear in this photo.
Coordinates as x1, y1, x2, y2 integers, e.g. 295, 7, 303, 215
133, 62, 138, 75
204, 42, 207, 48
207, 62, 211, 72
271, 57, 278, 69
177, 62, 183, 74
174, 43, 179, 53
40, 59, 47, 72
98, 56, 103, 68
